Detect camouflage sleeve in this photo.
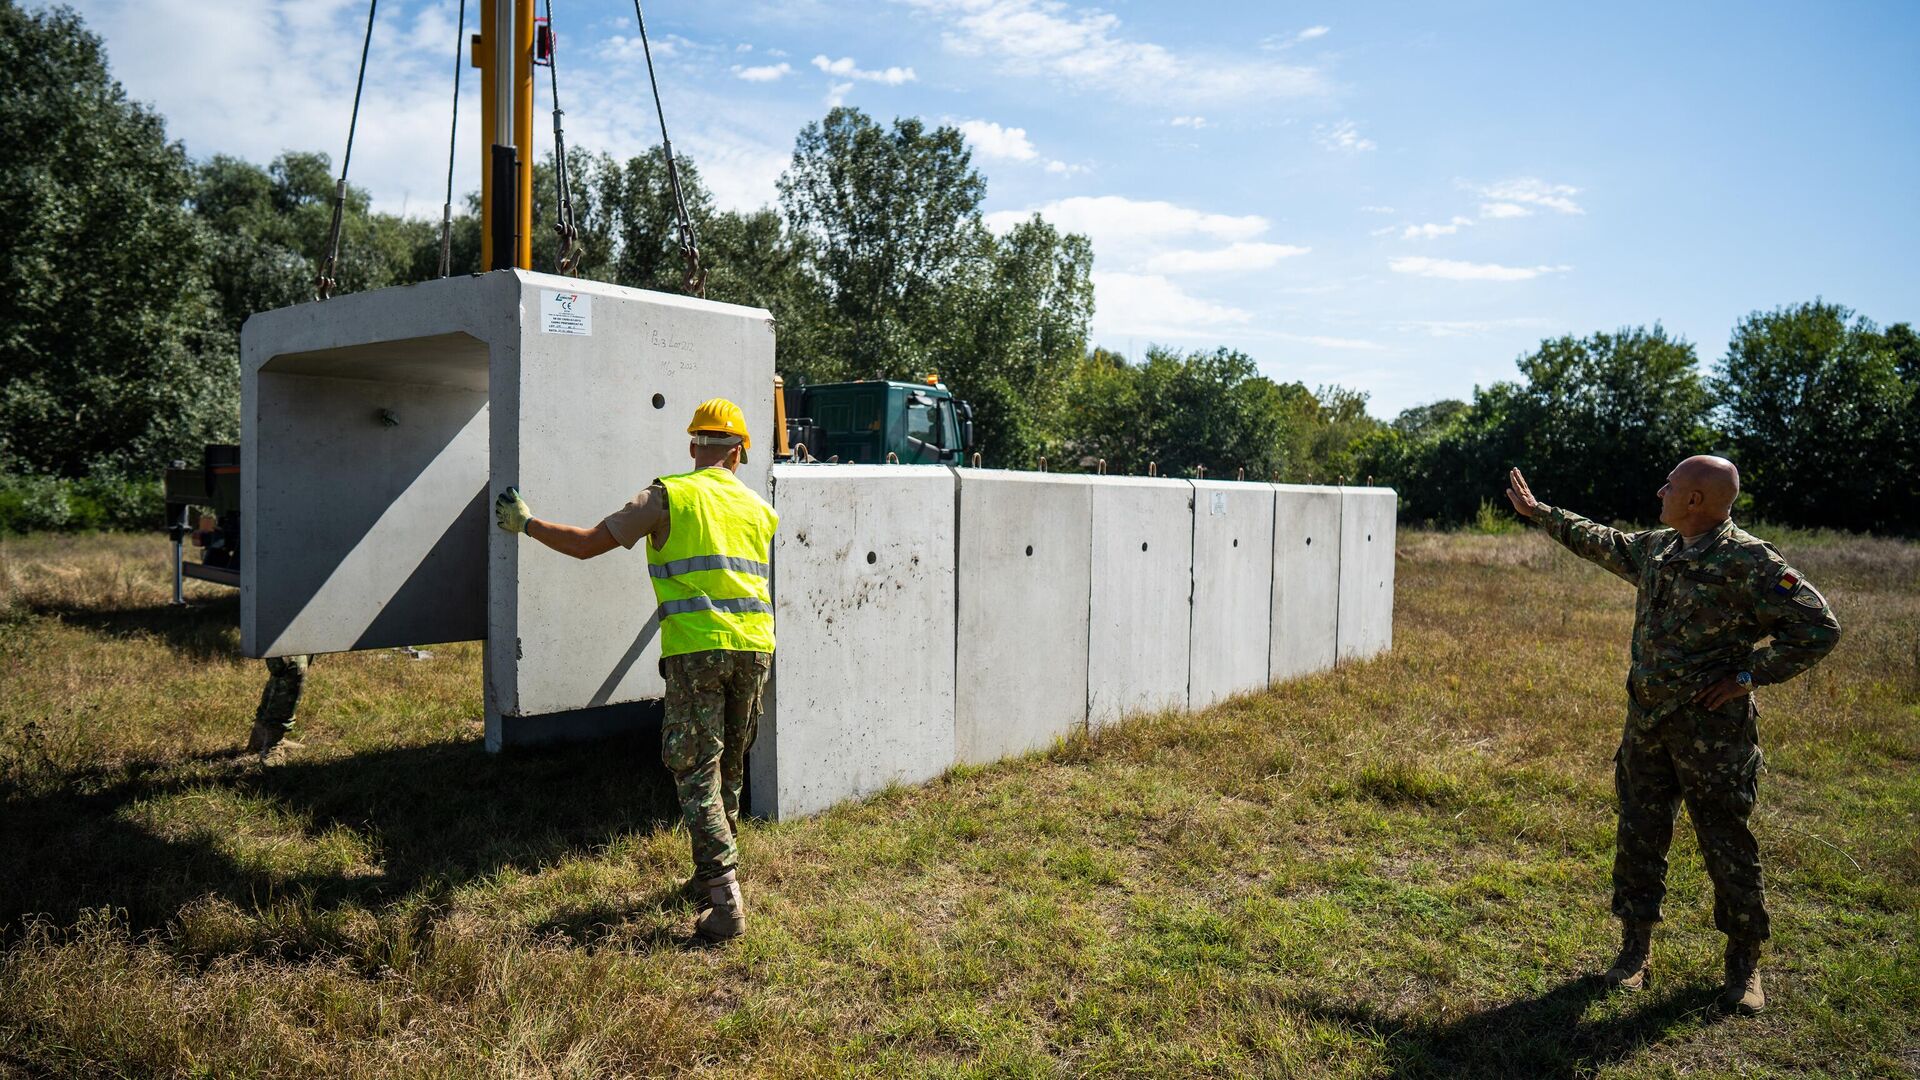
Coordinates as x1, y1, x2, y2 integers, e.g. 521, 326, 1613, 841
1744, 558, 1842, 686
1533, 505, 1648, 585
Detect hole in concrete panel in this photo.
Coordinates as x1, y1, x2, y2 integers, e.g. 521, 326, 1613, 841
866, 551, 877, 564
1025, 545, 1034, 556
651, 393, 666, 409
1141, 541, 1149, 551
1233, 538, 1239, 547
1306, 536, 1313, 545
1368, 533, 1373, 541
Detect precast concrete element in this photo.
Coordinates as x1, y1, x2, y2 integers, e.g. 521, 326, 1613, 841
239, 270, 774, 749
1187, 480, 1277, 709
1086, 476, 1195, 728
750, 464, 956, 820
242, 273, 514, 658
1270, 485, 1343, 681
954, 469, 1093, 764
488, 274, 773, 749
1337, 487, 1398, 663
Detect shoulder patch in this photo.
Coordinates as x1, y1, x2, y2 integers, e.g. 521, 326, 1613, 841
1793, 582, 1827, 610
1772, 569, 1801, 596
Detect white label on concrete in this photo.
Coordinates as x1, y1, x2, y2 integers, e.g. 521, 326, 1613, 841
954, 469, 1093, 765
1188, 480, 1277, 709
1210, 490, 1227, 516
1087, 477, 1194, 729
752, 465, 956, 820
1270, 485, 1342, 683
1337, 487, 1397, 663
540, 289, 592, 335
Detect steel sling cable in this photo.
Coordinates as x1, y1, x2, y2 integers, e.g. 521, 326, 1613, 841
543, 0, 582, 273
438, 0, 466, 277
630, 0, 705, 296
316, 0, 379, 300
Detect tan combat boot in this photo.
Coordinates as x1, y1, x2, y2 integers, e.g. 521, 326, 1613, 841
694, 870, 745, 942
1720, 937, 1766, 1015
1604, 920, 1654, 991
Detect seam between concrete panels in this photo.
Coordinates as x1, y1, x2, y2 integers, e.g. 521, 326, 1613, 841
947, 465, 962, 758
1267, 483, 1281, 689
1184, 480, 1198, 711
1333, 487, 1346, 668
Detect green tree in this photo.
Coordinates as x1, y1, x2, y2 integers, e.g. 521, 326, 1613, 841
0, 2, 232, 477
1717, 301, 1909, 532
1060, 347, 1299, 479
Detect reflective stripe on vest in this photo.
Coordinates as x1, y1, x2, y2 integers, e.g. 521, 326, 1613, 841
646, 467, 778, 657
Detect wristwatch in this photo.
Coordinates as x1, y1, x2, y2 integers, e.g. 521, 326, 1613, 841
1735, 671, 1753, 689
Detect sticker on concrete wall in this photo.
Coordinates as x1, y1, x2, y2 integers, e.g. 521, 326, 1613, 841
1210, 491, 1227, 516
541, 290, 592, 336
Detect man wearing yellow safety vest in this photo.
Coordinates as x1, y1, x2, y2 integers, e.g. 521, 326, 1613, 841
492, 398, 777, 943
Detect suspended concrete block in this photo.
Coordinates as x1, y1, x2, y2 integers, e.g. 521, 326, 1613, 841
1337, 487, 1398, 663
1086, 476, 1195, 729
954, 469, 1093, 764
1187, 480, 1277, 709
1270, 484, 1343, 682
240, 270, 775, 751
750, 464, 957, 821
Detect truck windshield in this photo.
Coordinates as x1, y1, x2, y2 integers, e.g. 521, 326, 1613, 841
905, 395, 944, 457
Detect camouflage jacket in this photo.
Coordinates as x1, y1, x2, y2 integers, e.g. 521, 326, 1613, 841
1534, 508, 1841, 720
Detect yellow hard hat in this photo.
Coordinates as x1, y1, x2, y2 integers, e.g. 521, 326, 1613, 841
687, 397, 751, 450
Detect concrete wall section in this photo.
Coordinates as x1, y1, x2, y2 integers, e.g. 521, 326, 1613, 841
1336, 487, 1398, 663
750, 465, 956, 820
489, 272, 775, 749
1187, 481, 1277, 709
953, 469, 1093, 764
1086, 477, 1194, 728
241, 273, 518, 658
1269, 485, 1343, 682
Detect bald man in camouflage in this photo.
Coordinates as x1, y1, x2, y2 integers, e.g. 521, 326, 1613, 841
1507, 456, 1840, 1015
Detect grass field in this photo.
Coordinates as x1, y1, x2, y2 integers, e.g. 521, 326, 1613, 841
2, 527, 1916, 1078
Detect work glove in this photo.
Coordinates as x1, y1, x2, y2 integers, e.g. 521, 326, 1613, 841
495, 487, 533, 534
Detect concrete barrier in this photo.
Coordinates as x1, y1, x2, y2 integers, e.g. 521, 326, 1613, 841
1086, 477, 1195, 728
751, 465, 956, 820
1337, 487, 1397, 663
954, 469, 1093, 763
1187, 480, 1277, 708
1270, 485, 1343, 681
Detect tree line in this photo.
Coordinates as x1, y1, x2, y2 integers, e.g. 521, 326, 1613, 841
2, 3, 1915, 535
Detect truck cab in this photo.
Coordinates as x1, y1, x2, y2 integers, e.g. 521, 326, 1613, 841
784, 378, 974, 465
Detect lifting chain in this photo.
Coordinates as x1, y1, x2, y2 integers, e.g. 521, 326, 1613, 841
317, 0, 380, 300
631, 0, 705, 297
542, 0, 582, 274
438, 0, 466, 277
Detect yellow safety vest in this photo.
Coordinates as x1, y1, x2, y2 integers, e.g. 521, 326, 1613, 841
647, 467, 778, 657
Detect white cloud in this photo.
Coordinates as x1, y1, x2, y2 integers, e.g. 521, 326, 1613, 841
1170, 115, 1208, 128
1279, 332, 1383, 351
1475, 177, 1584, 215
1479, 201, 1532, 219
600, 33, 678, 62
1402, 215, 1474, 240
1403, 317, 1552, 337
1143, 242, 1310, 273
732, 62, 793, 82
825, 81, 854, 107
1388, 256, 1571, 282
736, 43, 754, 52
986, 195, 1270, 250
1316, 119, 1375, 153
901, 0, 1324, 105
958, 119, 1037, 161
1295, 25, 1331, 42
1043, 159, 1087, 176
1089, 272, 1252, 338
811, 54, 917, 84
1359, 205, 1396, 214
1369, 225, 1397, 237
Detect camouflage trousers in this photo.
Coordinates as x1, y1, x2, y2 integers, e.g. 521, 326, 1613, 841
662, 649, 771, 882
254, 655, 310, 733
1612, 696, 1768, 940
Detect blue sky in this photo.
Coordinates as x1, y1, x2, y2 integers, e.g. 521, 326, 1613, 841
71, 0, 1920, 416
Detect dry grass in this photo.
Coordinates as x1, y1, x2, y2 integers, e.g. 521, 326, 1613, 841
1, 527, 1916, 1078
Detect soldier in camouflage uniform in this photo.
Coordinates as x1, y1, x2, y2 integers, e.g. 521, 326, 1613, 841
246, 654, 311, 760
496, 398, 774, 943
1507, 458, 1840, 1014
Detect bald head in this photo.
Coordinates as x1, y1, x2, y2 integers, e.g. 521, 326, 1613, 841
1659, 455, 1740, 532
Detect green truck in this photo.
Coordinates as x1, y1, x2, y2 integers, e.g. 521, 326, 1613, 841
779, 376, 976, 466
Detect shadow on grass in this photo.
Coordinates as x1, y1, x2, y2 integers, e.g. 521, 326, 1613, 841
0, 721, 682, 946
27, 591, 241, 661
1297, 977, 1724, 1079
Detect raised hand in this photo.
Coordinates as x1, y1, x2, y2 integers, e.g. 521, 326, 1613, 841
1506, 467, 1545, 521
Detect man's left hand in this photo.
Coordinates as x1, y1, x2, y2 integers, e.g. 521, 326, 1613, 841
1694, 676, 1751, 710
495, 487, 533, 534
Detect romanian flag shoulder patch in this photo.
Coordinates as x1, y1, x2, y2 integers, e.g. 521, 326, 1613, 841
1773, 570, 1801, 596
